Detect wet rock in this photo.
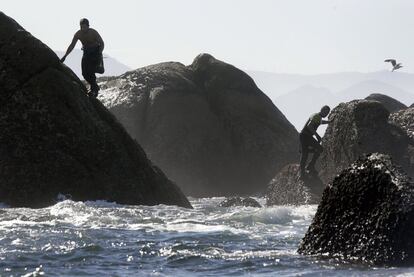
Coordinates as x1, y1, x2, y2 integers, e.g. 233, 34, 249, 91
390, 107, 414, 139
299, 153, 414, 266
0, 12, 191, 208
219, 197, 261, 208
97, 53, 299, 197
318, 100, 413, 183
365, 93, 407, 113
265, 164, 324, 206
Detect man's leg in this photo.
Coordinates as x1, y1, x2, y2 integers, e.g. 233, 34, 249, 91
82, 56, 99, 97
299, 134, 309, 177
307, 141, 323, 171
300, 150, 310, 178
89, 75, 99, 97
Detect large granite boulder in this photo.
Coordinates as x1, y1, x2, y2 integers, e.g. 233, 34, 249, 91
390, 107, 414, 139
265, 164, 324, 206
299, 154, 414, 266
318, 100, 413, 184
365, 93, 407, 113
97, 54, 299, 197
389, 108, 414, 167
0, 12, 191, 208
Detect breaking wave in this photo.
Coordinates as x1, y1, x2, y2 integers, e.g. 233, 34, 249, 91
0, 198, 412, 276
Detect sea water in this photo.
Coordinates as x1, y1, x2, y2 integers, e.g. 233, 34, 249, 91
0, 198, 413, 276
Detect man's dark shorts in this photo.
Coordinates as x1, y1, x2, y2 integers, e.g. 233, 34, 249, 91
82, 46, 104, 75
299, 132, 322, 153
81, 46, 104, 95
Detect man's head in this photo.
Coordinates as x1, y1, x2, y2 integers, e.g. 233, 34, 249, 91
320, 105, 330, 117
80, 18, 89, 30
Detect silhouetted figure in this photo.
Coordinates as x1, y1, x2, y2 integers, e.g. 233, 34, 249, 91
61, 18, 105, 97
384, 59, 403, 72
299, 105, 331, 178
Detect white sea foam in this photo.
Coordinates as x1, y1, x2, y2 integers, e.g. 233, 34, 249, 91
42, 198, 317, 238
2, 197, 413, 275
159, 247, 298, 261
21, 265, 44, 277
216, 204, 316, 226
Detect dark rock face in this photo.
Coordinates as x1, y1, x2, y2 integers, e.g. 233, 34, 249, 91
365, 93, 407, 113
318, 100, 413, 184
390, 107, 414, 139
97, 53, 299, 197
266, 164, 324, 206
389, 108, 414, 167
299, 154, 414, 266
0, 12, 191, 208
219, 197, 261, 208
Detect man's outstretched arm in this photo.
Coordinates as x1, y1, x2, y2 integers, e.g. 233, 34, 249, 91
61, 34, 78, 62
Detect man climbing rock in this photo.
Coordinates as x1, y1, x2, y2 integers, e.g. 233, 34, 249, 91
60, 18, 104, 97
299, 105, 331, 178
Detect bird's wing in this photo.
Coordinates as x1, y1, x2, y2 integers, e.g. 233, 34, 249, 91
392, 64, 403, 71
384, 59, 397, 66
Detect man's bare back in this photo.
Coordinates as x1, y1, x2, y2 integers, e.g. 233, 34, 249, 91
75, 28, 104, 50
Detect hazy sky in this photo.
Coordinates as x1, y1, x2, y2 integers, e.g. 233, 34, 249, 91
2, 0, 414, 74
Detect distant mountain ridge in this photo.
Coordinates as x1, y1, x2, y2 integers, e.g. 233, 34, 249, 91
249, 70, 414, 99
275, 85, 338, 131
248, 70, 414, 130
337, 79, 414, 104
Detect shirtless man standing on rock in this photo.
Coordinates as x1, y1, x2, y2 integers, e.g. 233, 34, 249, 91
61, 18, 104, 97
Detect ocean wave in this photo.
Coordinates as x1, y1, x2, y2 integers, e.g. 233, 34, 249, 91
2, 197, 413, 276
0, 199, 317, 234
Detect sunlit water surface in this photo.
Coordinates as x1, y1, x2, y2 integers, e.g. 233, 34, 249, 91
1, 198, 413, 276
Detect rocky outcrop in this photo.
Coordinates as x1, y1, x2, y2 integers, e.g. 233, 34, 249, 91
390, 107, 414, 139
299, 154, 414, 266
219, 197, 262, 208
365, 93, 407, 113
318, 100, 413, 184
0, 12, 191, 208
389, 108, 414, 167
265, 164, 324, 206
97, 54, 299, 197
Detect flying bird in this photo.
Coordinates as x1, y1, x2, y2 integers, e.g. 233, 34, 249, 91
384, 59, 403, 72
